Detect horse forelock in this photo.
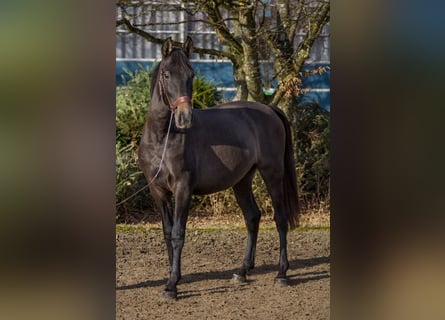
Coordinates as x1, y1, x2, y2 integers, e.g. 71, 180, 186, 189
163, 48, 194, 76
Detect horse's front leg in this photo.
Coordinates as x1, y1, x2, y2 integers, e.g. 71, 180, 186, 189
160, 201, 174, 272
163, 183, 191, 299
149, 186, 174, 270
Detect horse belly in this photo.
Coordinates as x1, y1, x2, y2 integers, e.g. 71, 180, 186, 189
192, 145, 254, 195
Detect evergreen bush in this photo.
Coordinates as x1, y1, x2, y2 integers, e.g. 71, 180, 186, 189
295, 102, 330, 209
116, 65, 153, 221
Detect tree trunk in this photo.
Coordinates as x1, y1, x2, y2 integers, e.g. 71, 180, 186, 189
232, 60, 248, 101
238, 6, 264, 103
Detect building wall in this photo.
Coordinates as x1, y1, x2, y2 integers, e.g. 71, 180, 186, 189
116, 1, 330, 109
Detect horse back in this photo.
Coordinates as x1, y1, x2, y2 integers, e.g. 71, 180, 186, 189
185, 102, 286, 194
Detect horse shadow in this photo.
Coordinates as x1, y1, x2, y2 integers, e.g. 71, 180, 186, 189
116, 255, 330, 294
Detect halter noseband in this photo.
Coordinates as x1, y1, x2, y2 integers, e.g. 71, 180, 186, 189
158, 72, 192, 111
170, 95, 191, 110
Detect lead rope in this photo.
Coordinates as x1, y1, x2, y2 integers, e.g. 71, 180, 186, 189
116, 110, 175, 207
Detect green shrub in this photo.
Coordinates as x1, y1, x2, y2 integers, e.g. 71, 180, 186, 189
116, 65, 154, 221
116, 141, 154, 221
116, 65, 151, 146
192, 71, 220, 109
294, 103, 330, 209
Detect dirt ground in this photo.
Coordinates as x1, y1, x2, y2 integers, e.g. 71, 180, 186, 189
116, 214, 330, 320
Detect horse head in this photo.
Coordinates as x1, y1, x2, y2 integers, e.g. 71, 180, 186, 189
158, 36, 194, 129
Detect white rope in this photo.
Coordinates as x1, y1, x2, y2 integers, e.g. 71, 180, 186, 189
116, 110, 175, 207
146, 110, 174, 185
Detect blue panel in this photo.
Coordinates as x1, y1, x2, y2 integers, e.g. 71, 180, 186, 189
116, 60, 330, 110
116, 61, 154, 85
191, 62, 234, 87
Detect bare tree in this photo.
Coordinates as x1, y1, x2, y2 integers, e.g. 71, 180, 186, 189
116, 0, 330, 115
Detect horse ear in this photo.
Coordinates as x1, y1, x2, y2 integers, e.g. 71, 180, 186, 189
182, 36, 193, 58
162, 37, 173, 58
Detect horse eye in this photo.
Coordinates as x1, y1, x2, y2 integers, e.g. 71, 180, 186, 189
163, 70, 170, 79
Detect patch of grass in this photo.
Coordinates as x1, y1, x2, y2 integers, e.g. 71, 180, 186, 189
116, 224, 329, 233
116, 224, 160, 233
241, 225, 330, 232
116, 208, 330, 234
189, 227, 218, 233
295, 226, 330, 232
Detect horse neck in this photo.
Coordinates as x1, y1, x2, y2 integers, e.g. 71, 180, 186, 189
146, 85, 173, 142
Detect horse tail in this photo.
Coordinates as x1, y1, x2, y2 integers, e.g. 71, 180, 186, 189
270, 105, 300, 229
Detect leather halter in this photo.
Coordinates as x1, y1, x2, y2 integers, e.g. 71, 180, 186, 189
158, 73, 192, 111
170, 95, 191, 110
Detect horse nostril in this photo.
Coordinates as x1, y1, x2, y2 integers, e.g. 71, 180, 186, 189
175, 109, 192, 129
183, 111, 193, 127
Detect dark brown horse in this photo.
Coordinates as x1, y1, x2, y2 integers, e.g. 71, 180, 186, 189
138, 37, 300, 299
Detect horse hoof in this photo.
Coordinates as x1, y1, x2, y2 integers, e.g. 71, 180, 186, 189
231, 273, 247, 283
162, 290, 177, 300
275, 277, 289, 287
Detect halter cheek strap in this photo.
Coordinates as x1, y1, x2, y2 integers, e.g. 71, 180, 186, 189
158, 78, 191, 110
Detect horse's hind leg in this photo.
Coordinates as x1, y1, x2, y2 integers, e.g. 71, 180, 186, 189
232, 170, 261, 282
259, 167, 290, 286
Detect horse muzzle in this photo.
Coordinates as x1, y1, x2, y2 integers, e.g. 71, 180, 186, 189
172, 96, 193, 129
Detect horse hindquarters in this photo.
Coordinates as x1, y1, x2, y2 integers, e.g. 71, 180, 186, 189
270, 106, 300, 229
257, 163, 290, 283
257, 106, 300, 284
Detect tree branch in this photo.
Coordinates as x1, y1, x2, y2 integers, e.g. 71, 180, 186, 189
293, 2, 329, 72
197, 1, 243, 55
271, 1, 330, 107
117, 17, 234, 60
